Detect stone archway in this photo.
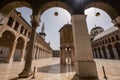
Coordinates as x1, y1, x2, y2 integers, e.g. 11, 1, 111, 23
39, 1, 73, 16
0, 1, 32, 25
107, 45, 115, 59
85, 2, 118, 19
115, 43, 120, 58
0, 30, 16, 62
13, 37, 25, 62
102, 46, 107, 59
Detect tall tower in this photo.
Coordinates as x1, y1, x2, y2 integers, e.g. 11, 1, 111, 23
39, 23, 46, 40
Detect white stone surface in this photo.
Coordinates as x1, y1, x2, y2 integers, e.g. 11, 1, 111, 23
0, 58, 120, 80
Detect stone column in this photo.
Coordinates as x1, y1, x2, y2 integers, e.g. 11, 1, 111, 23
101, 49, 105, 59
71, 15, 98, 80
106, 48, 111, 59
60, 48, 66, 64
93, 49, 96, 58
40, 48, 42, 58
18, 24, 22, 32
12, 19, 16, 28
19, 14, 40, 78
6, 40, 17, 63
71, 47, 75, 65
36, 47, 38, 59
41, 49, 43, 58
96, 49, 100, 58
113, 47, 119, 59
38, 48, 40, 59
101, 49, 104, 59
20, 42, 27, 62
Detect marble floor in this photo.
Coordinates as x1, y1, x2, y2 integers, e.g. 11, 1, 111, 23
0, 58, 120, 80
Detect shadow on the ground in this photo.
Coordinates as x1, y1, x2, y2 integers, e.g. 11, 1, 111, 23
9, 77, 19, 80
37, 64, 75, 74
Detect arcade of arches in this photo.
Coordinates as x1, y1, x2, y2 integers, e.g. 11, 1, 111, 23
90, 26, 120, 59
0, 11, 53, 63
0, 0, 120, 80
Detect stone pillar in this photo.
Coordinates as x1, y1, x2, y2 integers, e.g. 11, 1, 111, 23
20, 43, 27, 62
36, 47, 38, 59
93, 49, 96, 58
41, 49, 43, 58
38, 48, 40, 59
71, 15, 98, 80
96, 49, 100, 58
71, 47, 75, 65
6, 41, 17, 63
19, 14, 40, 78
106, 48, 111, 59
101, 49, 104, 59
40, 48, 42, 58
113, 47, 119, 59
34, 47, 36, 59
12, 19, 16, 28
18, 24, 22, 33
60, 48, 66, 64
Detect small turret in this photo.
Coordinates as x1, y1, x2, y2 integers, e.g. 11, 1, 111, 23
39, 23, 46, 40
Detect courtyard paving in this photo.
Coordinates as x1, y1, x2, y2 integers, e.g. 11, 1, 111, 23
0, 58, 120, 80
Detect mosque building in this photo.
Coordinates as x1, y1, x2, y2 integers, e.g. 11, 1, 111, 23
0, 10, 53, 63
90, 26, 120, 59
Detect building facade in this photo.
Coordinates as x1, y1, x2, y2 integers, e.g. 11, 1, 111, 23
0, 10, 53, 63
90, 26, 120, 59
59, 24, 75, 65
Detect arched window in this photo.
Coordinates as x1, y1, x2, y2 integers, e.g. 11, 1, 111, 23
20, 26, 24, 34
14, 21, 19, 31
115, 43, 120, 59
94, 48, 97, 58
98, 47, 102, 58
24, 29, 27, 36
107, 45, 115, 59
108, 38, 111, 43
115, 35, 120, 40
102, 40, 105, 44
105, 39, 107, 44
100, 41, 102, 45
7, 17, 14, 27
111, 36, 115, 42
102, 46, 107, 59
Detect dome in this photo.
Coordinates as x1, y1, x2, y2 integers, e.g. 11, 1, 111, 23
90, 26, 104, 37
91, 26, 103, 31
59, 24, 72, 32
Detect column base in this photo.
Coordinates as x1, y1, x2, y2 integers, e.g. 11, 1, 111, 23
5, 59, 13, 63
18, 69, 33, 78
20, 58, 24, 62
73, 61, 99, 80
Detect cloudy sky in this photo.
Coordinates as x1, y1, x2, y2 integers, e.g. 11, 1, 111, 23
16, 7, 114, 50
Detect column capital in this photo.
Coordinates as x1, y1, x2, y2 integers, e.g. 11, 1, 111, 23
30, 14, 41, 27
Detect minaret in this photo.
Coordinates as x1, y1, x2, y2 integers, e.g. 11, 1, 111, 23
48, 41, 50, 46
39, 23, 46, 40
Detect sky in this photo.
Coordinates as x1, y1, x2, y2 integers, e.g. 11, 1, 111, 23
16, 7, 114, 50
